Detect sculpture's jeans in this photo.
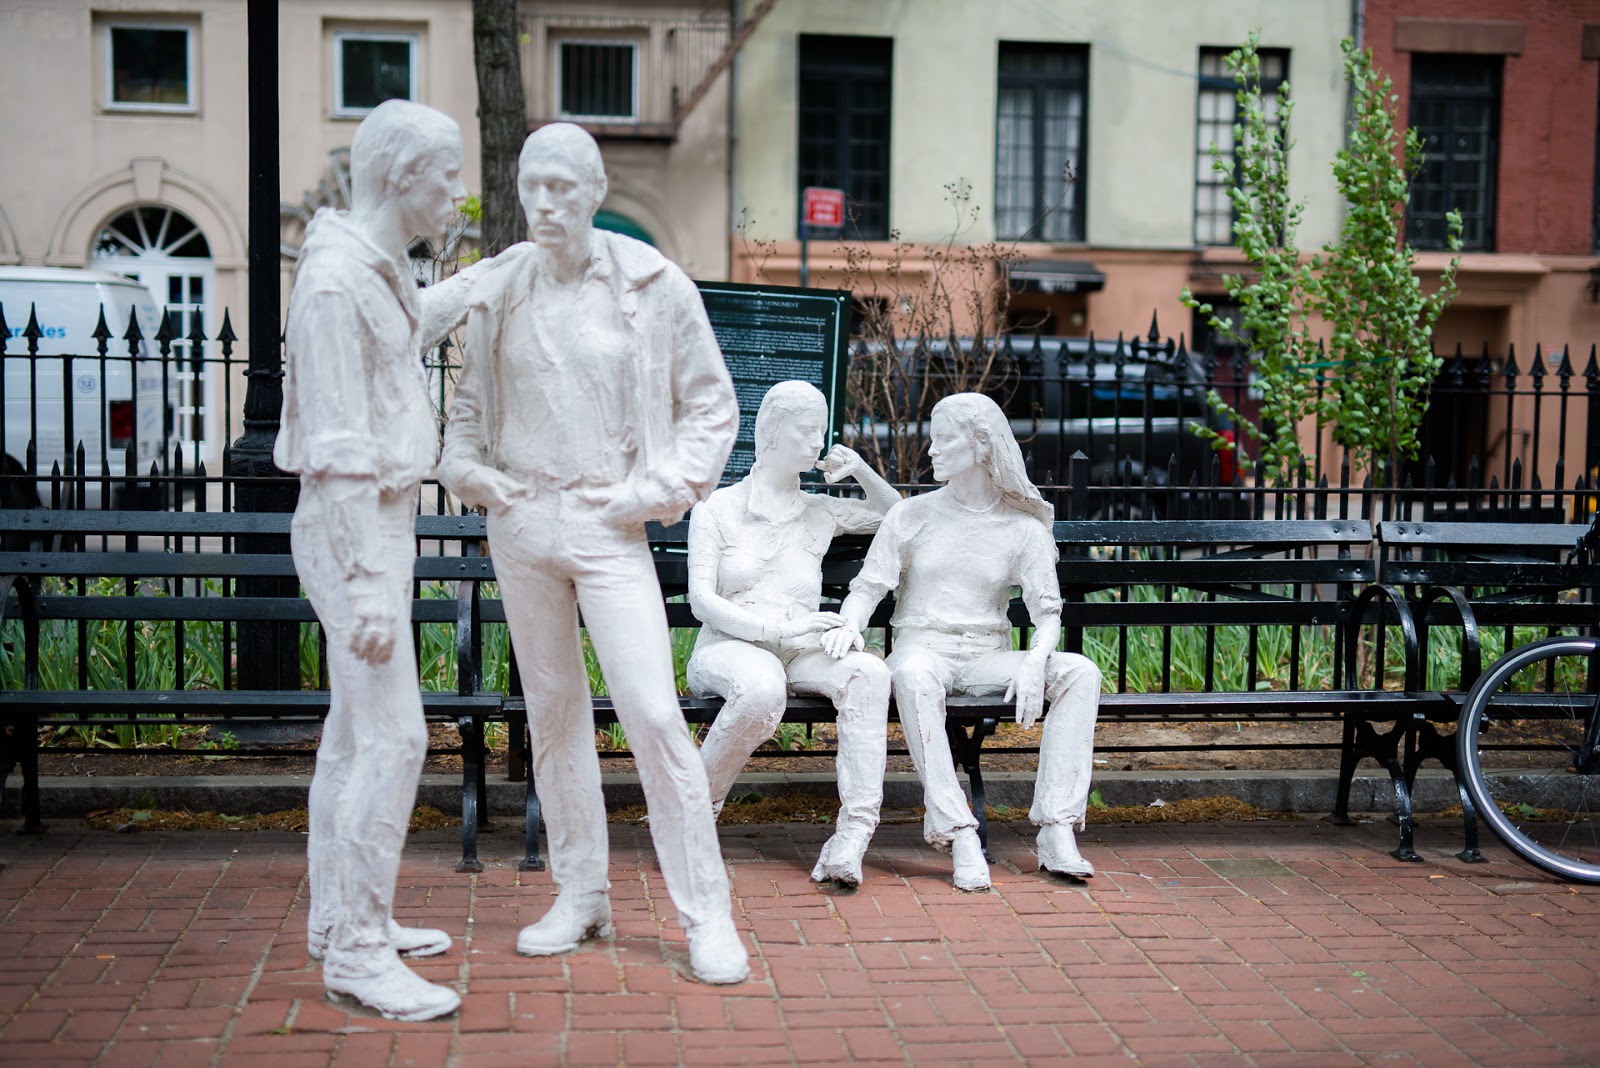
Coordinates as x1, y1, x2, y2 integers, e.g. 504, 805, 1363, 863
294, 488, 426, 964
886, 632, 1101, 847
688, 641, 890, 832
487, 494, 733, 931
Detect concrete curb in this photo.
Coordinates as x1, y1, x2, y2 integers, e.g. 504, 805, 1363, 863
7, 767, 1464, 819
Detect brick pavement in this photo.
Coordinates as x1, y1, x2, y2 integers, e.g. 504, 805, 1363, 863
0, 814, 1596, 1066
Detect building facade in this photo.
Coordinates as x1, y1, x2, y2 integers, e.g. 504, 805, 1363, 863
0, 0, 735, 463
729, 0, 1354, 342
1361, 0, 1600, 489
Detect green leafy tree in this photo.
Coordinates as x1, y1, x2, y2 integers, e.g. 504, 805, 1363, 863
1310, 38, 1461, 481
1181, 31, 1319, 485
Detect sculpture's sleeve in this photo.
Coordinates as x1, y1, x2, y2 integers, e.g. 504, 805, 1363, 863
438, 297, 497, 485
821, 493, 885, 537
1017, 520, 1065, 625
848, 505, 908, 604
662, 269, 738, 499
416, 258, 488, 352
284, 286, 382, 482
685, 499, 773, 641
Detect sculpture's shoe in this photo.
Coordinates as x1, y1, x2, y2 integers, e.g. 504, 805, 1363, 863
685, 915, 750, 985
309, 922, 452, 962
516, 892, 613, 957
1037, 822, 1095, 878
810, 826, 871, 887
323, 955, 460, 1022
951, 829, 992, 892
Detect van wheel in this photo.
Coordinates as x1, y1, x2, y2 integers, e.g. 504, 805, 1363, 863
1, 454, 42, 510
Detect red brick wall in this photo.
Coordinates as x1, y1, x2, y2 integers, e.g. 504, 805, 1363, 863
1363, 0, 1600, 254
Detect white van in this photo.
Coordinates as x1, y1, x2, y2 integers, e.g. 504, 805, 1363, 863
0, 266, 172, 506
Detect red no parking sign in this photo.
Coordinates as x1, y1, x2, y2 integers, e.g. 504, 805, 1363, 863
802, 186, 845, 229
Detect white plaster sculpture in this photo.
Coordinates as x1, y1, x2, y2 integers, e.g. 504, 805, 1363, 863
822, 393, 1101, 891
686, 381, 900, 887
276, 99, 488, 1020
438, 123, 749, 984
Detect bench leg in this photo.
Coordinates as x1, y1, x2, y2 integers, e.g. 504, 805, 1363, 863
506, 705, 529, 783
946, 718, 997, 861
1410, 721, 1484, 863
1376, 720, 1420, 863
1329, 717, 1360, 826
520, 773, 544, 872
1, 714, 45, 835
455, 716, 485, 874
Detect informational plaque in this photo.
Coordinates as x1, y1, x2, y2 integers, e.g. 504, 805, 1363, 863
696, 281, 851, 483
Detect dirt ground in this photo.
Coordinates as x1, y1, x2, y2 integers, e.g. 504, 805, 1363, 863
34, 717, 1348, 780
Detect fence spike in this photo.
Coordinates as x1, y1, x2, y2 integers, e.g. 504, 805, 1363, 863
1147, 310, 1161, 343
23, 303, 43, 353
217, 309, 238, 352
1555, 345, 1574, 384
0, 302, 8, 355
91, 305, 112, 356
1529, 342, 1546, 386
25, 438, 35, 478
1584, 343, 1599, 387
1503, 342, 1520, 381
155, 308, 177, 348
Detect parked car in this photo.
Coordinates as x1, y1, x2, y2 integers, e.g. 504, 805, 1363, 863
851, 334, 1241, 516
0, 266, 173, 507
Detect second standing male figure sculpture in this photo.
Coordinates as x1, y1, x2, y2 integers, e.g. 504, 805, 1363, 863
439, 123, 749, 984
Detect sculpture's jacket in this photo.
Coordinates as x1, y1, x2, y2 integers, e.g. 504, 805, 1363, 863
441, 231, 736, 524
274, 209, 445, 493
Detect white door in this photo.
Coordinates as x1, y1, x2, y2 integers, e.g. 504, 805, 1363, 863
91, 206, 218, 465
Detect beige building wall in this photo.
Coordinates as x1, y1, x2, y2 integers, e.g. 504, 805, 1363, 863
0, 0, 734, 464
732, 0, 1352, 339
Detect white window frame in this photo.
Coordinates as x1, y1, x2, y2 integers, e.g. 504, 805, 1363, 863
104, 22, 197, 114
554, 38, 640, 123
332, 31, 419, 119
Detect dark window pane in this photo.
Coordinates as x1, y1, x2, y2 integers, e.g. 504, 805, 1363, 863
1407, 54, 1499, 251
110, 27, 189, 106
798, 35, 892, 238
1194, 46, 1289, 245
559, 42, 635, 118
340, 38, 413, 111
995, 41, 1089, 241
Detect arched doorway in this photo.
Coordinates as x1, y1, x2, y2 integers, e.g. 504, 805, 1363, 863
91, 205, 217, 462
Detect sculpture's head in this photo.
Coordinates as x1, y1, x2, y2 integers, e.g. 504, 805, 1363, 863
929, 392, 1053, 525
754, 380, 828, 475
349, 100, 466, 238
518, 123, 607, 251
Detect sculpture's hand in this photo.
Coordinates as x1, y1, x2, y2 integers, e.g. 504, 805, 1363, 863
581, 478, 693, 528
820, 622, 865, 659
1004, 656, 1047, 730
774, 611, 846, 640
348, 577, 399, 665
447, 463, 526, 512
816, 445, 865, 484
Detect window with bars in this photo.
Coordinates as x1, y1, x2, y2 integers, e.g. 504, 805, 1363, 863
333, 32, 418, 117
995, 42, 1087, 243
1407, 54, 1500, 251
1194, 47, 1287, 246
557, 40, 638, 121
798, 35, 892, 239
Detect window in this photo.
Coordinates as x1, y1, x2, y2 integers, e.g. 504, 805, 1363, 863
1194, 47, 1287, 246
333, 32, 418, 117
106, 23, 194, 111
995, 42, 1088, 242
557, 40, 638, 121
1408, 54, 1500, 251
798, 35, 892, 240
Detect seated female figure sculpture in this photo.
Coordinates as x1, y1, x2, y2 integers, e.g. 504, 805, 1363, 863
686, 381, 900, 886
822, 392, 1101, 891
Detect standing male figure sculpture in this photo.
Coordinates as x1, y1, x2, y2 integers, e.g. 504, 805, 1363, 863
277, 99, 483, 1020
439, 123, 749, 983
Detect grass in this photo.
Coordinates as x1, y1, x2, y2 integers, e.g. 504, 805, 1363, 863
4, 575, 1586, 753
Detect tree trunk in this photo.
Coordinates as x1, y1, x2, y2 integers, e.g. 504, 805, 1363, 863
473, 0, 527, 257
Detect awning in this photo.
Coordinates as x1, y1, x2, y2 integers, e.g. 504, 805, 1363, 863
1008, 259, 1106, 295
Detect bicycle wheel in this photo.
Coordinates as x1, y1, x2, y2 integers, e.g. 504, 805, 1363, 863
1457, 635, 1600, 884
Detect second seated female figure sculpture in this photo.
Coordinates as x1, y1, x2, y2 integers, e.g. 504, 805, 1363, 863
822, 392, 1101, 891
686, 381, 900, 887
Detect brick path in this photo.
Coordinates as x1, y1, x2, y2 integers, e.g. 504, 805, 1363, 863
1, 815, 1596, 1066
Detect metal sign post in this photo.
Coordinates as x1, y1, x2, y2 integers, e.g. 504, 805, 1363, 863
799, 186, 845, 290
